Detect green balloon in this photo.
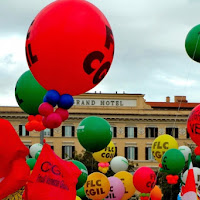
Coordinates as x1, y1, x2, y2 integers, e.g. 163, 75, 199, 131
26, 158, 37, 170
15, 70, 47, 115
70, 160, 88, 190
77, 186, 86, 198
161, 148, 185, 175
35, 150, 41, 160
185, 24, 200, 63
195, 155, 200, 163
77, 116, 112, 152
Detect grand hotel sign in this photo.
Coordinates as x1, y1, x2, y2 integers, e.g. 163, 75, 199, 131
74, 99, 137, 107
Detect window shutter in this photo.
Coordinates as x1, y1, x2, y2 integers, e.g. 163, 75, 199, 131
155, 128, 158, 138
125, 127, 128, 138
125, 147, 128, 159
26, 130, 29, 136
135, 147, 138, 160
19, 125, 22, 136
145, 128, 148, 138
115, 147, 117, 156
26, 145, 32, 158
62, 146, 65, 159
175, 128, 178, 138
145, 147, 148, 160
72, 126, 75, 137
134, 127, 137, 138
62, 126, 65, 137
50, 129, 54, 137
72, 146, 75, 158
113, 127, 117, 138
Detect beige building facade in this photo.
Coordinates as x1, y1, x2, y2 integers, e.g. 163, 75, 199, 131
0, 93, 198, 169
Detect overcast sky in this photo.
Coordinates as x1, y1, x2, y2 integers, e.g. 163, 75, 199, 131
1, 0, 200, 106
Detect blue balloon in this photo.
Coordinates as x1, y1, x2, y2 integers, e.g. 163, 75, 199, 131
44, 90, 60, 107
58, 94, 74, 109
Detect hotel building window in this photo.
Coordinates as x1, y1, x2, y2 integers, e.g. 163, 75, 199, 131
50, 146, 54, 150
145, 127, 158, 138
145, 147, 154, 160
43, 128, 54, 137
166, 127, 178, 138
111, 126, 117, 138
19, 125, 29, 136
62, 146, 75, 159
125, 146, 138, 160
125, 127, 137, 138
115, 147, 117, 156
62, 126, 75, 137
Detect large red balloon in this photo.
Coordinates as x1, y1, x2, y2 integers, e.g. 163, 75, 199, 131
25, 0, 114, 96
133, 166, 156, 193
187, 104, 200, 146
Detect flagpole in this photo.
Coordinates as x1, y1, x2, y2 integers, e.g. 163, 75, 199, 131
40, 130, 44, 145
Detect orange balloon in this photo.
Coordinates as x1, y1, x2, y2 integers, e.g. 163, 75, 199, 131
84, 172, 110, 200
150, 185, 162, 200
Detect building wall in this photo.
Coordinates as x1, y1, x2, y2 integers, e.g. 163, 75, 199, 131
0, 93, 195, 169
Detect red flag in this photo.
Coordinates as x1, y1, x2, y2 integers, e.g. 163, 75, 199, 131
0, 119, 30, 199
23, 143, 81, 200
182, 162, 197, 200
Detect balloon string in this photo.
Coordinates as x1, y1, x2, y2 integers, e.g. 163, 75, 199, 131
170, 184, 173, 200
192, 33, 200, 60
172, 33, 200, 132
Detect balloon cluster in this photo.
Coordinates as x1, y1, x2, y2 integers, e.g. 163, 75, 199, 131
160, 148, 185, 184
25, 115, 45, 132
98, 162, 109, 173
39, 90, 73, 129
139, 193, 150, 200
166, 175, 179, 184
92, 141, 116, 173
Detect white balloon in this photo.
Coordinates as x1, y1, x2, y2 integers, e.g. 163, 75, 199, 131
110, 156, 129, 173
182, 167, 200, 193
178, 146, 191, 161
30, 143, 43, 158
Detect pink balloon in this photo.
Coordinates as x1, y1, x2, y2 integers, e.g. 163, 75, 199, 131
55, 107, 69, 121
45, 113, 62, 129
105, 176, 125, 200
38, 102, 54, 116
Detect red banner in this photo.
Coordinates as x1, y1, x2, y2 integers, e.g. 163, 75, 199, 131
23, 143, 81, 200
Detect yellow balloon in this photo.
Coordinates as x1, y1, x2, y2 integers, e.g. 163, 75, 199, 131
76, 196, 82, 200
114, 171, 136, 200
93, 141, 115, 163
151, 134, 178, 163
84, 172, 110, 200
